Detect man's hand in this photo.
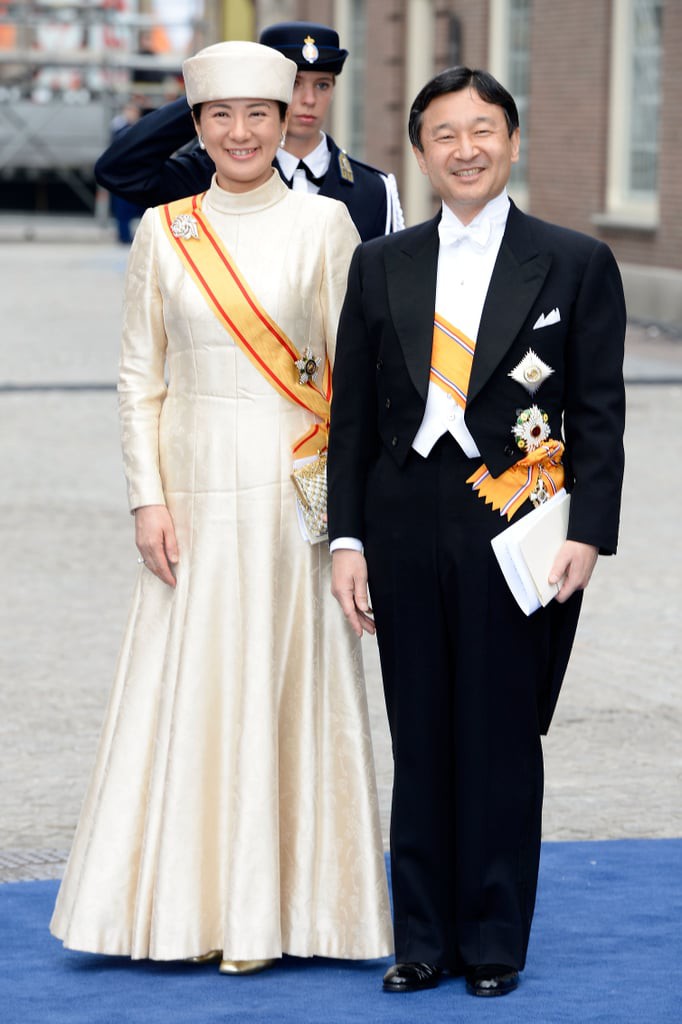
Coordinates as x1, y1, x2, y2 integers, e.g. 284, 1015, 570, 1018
549, 540, 599, 604
134, 504, 179, 588
331, 549, 376, 637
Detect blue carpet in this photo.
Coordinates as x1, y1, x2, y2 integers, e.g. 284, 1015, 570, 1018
1, 840, 680, 1023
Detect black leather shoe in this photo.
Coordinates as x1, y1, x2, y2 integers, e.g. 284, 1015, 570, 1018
383, 961, 441, 992
465, 964, 519, 997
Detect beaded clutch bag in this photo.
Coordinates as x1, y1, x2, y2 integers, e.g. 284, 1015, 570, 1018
291, 453, 328, 544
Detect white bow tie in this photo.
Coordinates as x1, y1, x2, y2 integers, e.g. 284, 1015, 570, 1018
438, 216, 492, 251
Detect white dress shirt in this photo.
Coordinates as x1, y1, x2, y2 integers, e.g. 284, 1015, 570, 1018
331, 190, 511, 554
411, 190, 510, 457
276, 133, 331, 193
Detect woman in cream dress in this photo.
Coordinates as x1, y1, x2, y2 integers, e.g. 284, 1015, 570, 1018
50, 41, 392, 972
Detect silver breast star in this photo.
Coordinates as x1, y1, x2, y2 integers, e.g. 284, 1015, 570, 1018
294, 347, 322, 385
508, 348, 554, 395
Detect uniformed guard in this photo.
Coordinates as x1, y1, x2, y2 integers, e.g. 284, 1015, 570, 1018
94, 21, 404, 241
259, 21, 404, 238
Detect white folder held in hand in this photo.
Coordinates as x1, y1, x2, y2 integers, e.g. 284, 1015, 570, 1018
491, 489, 571, 616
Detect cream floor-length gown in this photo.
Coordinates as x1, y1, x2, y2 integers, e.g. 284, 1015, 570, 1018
50, 172, 393, 962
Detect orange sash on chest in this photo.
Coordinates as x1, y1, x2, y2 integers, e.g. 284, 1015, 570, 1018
159, 194, 330, 458
430, 312, 476, 408
428, 313, 564, 518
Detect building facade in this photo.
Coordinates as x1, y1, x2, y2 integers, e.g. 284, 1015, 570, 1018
1, 0, 677, 322
256, 0, 682, 327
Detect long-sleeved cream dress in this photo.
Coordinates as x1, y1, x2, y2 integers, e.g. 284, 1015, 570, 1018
50, 171, 393, 962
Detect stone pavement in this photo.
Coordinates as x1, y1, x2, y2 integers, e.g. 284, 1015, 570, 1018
1, 232, 681, 884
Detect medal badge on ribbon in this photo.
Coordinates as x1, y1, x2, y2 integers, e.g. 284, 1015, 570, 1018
295, 347, 322, 385
467, 406, 565, 519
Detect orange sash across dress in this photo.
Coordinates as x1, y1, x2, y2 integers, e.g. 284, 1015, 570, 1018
159, 194, 330, 458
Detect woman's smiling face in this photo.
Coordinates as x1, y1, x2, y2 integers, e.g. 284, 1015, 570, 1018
196, 98, 286, 193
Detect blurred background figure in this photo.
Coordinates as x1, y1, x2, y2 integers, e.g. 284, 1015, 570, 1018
133, 25, 181, 114
108, 99, 144, 243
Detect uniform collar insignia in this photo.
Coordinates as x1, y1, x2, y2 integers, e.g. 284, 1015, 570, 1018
338, 150, 354, 184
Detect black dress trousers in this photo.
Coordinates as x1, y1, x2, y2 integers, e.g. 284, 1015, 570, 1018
364, 433, 553, 971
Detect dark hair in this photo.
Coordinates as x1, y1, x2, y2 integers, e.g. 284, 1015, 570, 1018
408, 67, 519, 151
191, 100, 288, 123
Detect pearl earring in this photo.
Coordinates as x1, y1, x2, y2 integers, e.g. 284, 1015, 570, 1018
199, 135, 206, 150
280, 132, 286, 147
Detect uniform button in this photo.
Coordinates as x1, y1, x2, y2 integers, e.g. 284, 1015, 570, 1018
391, 436, 399, 447
385, 397, 391, 409
376, 359, 383, 370
504, 444, 516, 457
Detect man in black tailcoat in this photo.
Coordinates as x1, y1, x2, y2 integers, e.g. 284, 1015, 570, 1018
328, 67, 625, 998
95, 22, 403, 241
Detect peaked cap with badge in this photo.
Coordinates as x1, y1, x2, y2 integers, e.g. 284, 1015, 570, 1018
259, 21, 349, 74
257, 20, 403, 239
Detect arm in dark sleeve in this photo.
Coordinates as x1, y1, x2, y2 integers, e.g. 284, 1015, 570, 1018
327, 245, 380, 542
564, 242, 626, 555
94, 98, 215, 207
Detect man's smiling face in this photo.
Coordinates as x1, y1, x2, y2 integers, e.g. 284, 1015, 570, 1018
413, 87, 520, 224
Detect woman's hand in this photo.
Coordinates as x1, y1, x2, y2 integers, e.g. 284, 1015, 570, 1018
134, 504, 179, 588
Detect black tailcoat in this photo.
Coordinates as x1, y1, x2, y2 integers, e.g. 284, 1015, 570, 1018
327, 202, 626, 968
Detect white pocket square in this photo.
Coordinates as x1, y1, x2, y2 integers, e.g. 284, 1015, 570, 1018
533, 307, 561, 330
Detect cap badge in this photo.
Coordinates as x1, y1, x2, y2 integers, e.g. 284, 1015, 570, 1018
295, 346, 322, 385
170, 214, 199, 241
302, 35, 319, 64
338, 150, 354, 183
508, 348, 554, 395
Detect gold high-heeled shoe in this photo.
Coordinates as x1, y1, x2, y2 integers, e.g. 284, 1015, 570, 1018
218, 958, 275, 975
186, 949, 222, 964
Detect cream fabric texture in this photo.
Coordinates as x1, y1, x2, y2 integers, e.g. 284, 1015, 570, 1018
183, 40, 296, 106
50, 172, 392, 962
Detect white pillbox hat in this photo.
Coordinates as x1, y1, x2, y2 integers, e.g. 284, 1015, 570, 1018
183, 40, 297, 107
